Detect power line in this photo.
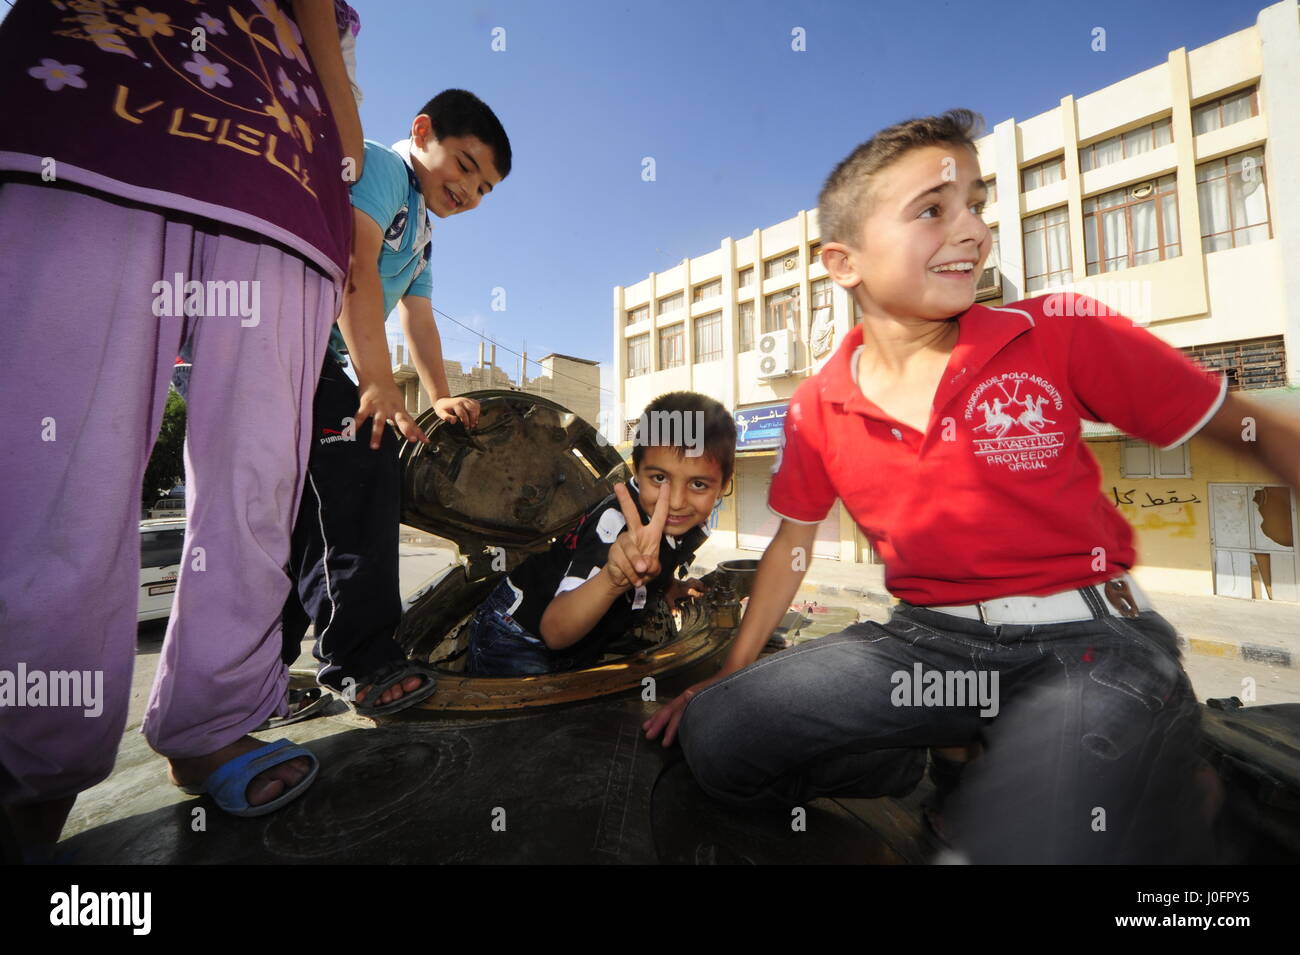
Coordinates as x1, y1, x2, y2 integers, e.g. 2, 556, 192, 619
425, 302, 616, 398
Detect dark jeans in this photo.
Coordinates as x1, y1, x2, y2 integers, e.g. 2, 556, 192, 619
466, 578, 554, 676
281, 357, 407, 691
679, 590, 1214, 864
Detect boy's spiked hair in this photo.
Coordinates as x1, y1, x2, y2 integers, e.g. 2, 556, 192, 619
631, 391, 736, 488
417, 89, 513, 178
818, 109, 985, 245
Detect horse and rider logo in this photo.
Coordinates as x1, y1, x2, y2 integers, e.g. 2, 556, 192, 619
962, 373, 1068, 472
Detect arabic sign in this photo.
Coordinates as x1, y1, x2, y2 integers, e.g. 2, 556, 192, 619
1111, 487, 1202, 508
735, 402, 788, 450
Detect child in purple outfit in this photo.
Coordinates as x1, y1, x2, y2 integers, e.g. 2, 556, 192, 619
0, 0, 364, 854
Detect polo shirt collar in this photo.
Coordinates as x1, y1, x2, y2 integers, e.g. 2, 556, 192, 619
822, 304, 1036, 419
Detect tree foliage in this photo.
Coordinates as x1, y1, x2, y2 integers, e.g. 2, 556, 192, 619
142, 388, 187, 507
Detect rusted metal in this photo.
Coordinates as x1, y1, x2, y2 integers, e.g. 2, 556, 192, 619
409, 622, 733, 713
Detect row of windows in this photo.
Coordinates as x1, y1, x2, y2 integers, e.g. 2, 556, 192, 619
1022, 87, 1258, 190
626, 278, 842, 376
630, 145, 1271, 371
1024, 147, 1269, 290
628, 143, 1267, 326
630, 88, 1264, 325
632, 161, 1270, 370
627, 248, 826, 325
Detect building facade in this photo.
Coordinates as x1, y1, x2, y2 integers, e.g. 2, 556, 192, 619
393, 340, 601, 430
612, 0, 1300, 601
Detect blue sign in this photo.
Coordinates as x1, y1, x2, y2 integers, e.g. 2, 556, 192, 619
735, 402, 787, 450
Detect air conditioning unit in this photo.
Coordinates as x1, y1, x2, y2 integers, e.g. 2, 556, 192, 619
975, 265, 1001, 301
757, 329, 795, 379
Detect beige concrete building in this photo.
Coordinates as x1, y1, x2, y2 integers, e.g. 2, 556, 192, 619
612, 0, 1300, 601
393, 340, 601, 429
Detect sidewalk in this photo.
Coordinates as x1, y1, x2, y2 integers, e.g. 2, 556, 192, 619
687, 538, 1299, 669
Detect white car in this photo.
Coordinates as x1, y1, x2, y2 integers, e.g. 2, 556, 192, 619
139, 518, 185, 623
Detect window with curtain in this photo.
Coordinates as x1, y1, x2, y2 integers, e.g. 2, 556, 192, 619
693, 312, 722, 362
809, 278, 835, 357
1021, 157, 1064, 192
692, 279, 721, 303
659, 324, 684, 368
737, 300, 755, 352
1083, 174, 1180, 275
763, 287, 799, 334
1192, 87, 1258, 135
764, 252, 797, 280
1023, 207, 1072, 292
1197, 148, 1271, 252
625, 304, 649, 326
626, 334, 650, 377
656, 291, 683, 315
1080, 118, 1173, 172
738, 266, 754, 288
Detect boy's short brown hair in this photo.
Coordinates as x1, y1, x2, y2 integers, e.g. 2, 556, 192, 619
631, 391, 735, 487
818, 109, 986, 246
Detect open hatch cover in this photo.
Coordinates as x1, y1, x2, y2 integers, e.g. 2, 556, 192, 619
398, 390, 629, 561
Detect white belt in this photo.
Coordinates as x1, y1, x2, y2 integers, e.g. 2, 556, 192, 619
922, 573, 1153, 626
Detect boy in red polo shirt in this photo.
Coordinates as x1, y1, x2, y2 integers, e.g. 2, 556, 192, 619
644, 109, 1300, 863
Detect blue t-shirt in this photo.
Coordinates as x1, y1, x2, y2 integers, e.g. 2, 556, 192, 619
327, 139, 433, 365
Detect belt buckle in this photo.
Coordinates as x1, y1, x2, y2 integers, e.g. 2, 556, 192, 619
1103, 578, 1141, 618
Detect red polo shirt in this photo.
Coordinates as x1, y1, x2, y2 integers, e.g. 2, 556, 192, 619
768, 293, 1227, 605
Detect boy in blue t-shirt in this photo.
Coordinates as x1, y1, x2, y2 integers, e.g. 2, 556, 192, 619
282, 89, 512, 716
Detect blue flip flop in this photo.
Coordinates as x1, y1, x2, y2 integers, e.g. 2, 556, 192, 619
178, 738, 319, 817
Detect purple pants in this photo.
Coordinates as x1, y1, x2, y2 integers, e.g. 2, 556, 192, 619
0, 179, 338, 803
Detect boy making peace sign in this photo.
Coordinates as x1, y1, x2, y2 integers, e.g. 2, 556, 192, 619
465, 392, 735, 676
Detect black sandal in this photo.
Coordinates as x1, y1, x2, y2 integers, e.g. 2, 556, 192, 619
332, 659, 439, 717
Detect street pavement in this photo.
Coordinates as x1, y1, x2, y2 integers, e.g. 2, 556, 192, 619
60, 528, 1296, 847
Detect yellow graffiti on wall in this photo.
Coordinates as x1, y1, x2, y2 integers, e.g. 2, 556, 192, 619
1111, 487, 1199, 539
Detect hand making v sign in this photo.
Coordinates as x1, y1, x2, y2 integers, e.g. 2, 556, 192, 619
605, 482, 669, 590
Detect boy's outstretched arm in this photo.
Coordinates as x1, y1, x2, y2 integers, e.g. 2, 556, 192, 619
290, 0, 363, 181
1199, 392, 1300, 489
398, 296, 480, 428
643, 517, 819, 747
336, 209, 428, 449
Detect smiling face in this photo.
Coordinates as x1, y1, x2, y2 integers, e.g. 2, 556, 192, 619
634, 445, 725, 537
408, 113, 503, 218
824, 145, 991, 323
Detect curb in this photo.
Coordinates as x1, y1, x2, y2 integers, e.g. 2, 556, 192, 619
1181, 636, 1294, 668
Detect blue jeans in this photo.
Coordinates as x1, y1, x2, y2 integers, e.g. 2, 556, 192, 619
679, 594, 1214, 863
466, 578, 554, 676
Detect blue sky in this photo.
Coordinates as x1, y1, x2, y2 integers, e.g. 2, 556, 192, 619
339, 0, 1267, 406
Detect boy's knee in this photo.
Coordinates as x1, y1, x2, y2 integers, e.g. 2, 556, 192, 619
677, 690, 763, 806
